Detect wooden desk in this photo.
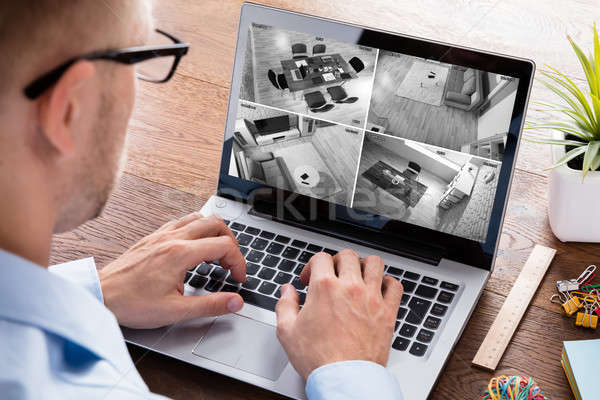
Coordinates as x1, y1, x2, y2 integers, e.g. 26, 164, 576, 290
281, 53, 356, 92
49, 1, 600, 399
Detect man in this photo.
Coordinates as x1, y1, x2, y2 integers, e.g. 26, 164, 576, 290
0, 1, 404, 399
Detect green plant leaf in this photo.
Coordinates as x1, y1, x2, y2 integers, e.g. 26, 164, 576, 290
540, 68, 596, 127
545, 145, 587, 170
524, 122, 593, 140
594, 24, 600, 96
582, 141, 600, 179
569, 35, 598, 96
591, 152, 600, 171
523, 137, 587, 146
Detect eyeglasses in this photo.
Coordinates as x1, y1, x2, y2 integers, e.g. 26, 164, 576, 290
24, 29, 189, 100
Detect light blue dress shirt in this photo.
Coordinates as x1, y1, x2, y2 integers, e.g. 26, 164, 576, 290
0, 248, 402, 399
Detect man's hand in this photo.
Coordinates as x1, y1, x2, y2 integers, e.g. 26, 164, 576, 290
275, 250, 403, 381
98, 213, 246, 329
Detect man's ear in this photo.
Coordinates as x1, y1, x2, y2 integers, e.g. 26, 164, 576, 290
37, 60, 96, 156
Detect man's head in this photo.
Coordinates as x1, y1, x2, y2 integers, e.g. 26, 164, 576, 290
0, 0, 153, 233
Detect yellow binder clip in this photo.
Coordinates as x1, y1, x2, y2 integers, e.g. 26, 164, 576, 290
575, 296, 598, 329
551, 292, 583, 316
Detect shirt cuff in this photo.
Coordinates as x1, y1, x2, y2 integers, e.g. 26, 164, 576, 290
306, 360, 403, 400
49, 257, 104, 303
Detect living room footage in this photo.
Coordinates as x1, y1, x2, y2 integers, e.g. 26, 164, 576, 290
230, 101, 501, 242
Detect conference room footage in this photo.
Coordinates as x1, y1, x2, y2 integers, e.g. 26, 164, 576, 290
229, 100, 363, 207
239, 23, 377, 128
352, 131, 501, 242
366, 49, 519, 163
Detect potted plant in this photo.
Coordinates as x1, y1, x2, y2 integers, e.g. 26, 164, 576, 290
525, 25, 600, 242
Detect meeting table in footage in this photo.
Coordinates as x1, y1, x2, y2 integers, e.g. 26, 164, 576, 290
231, 23, 519, 243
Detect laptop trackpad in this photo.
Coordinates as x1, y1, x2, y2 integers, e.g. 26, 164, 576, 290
192, 314, 288, 381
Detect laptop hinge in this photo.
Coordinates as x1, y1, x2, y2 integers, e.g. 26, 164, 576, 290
248, 207, 444, 266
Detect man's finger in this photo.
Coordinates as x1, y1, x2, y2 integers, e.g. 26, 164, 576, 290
177, 292, 244, 320
333, 249, 361, 281
361, 255, 385, 289
275, 284, 299, 338
179, 236, 246, 282
382, 275, 403, 311
178, 215, 236, 243
300, 252, 335, 286
158, 212, 203, 232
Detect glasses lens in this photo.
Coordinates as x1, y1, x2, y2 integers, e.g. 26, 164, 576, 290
136, 54, 176, 81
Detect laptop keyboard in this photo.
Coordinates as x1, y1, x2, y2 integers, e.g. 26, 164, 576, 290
184, 220, 461, 358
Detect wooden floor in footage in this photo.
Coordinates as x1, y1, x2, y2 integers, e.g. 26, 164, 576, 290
49, 1, 599, 399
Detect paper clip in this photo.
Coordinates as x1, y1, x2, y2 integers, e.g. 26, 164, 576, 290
556, 265, 597, 293
575, 295, 598, 329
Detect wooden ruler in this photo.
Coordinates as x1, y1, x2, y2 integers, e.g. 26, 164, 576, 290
472, 245, 556, 371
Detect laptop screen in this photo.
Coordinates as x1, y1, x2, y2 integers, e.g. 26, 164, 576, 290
227, 22, 519, 244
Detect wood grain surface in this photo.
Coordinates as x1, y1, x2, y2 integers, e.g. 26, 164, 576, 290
49, 1, 600, 399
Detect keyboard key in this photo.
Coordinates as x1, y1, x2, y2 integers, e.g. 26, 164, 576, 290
407, 297, 432, 325
397, 307, 408, 320
401, 294, 410, 306
438, 291, 455, 304
387, 266, 403, 277
274, 286, 282, 298
422, 276, 438, 285
441, 281, 459, 291
262, 255, 281, 268
274, 271, 292, 284
250, 238, 269, 251
291, 240, 307, 248
260, 230, 275, 239
323, 248, 337, 256
210, 267, 227, 280
246, 250, 264, 263
282, 247, 300, 260
399, 323, 417, 338
266, 242, 284, 255
392, 337, 410, 351
239, 246, 249, 256
205, 279, 223, 292
401, 279, 416, 293
415, 285, 438, 299
278, 259, 296, 272
395, 321, 400, 331
307, 244, 322, 252
245, 226, 260, 235
409, 342, 428, 357
258, 267, 276, 280
291, 276, 305, 290
298, 292, 306, 305
246, 262, 260, 275
274, 235, 291, 244
258, 281, 276, 295
237, 233, 253, 246
424, 316, 441, 330
239, 289, 277, 311
417, 329, 434, 343
298, 251, 315, 263
184, 271, 192, 283
430, 303, 448, 317
196, 262, 212, 275
221, 284, 239, 293
242, 276, 260, 290
404, 271, 420, 280
189, 275, 207, 288
230, 222, 246, 231
294, 264, 304, 275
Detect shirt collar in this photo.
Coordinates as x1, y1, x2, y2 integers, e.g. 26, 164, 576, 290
0, 248, 132, 372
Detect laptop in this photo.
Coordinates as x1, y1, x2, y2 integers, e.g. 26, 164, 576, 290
122, 3, 534, 399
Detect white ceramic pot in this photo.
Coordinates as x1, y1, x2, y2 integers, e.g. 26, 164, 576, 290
548, 131, 600, 242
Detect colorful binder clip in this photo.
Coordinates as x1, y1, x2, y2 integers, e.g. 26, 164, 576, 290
575, 296, 598, 329
550, 291, 583, 316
